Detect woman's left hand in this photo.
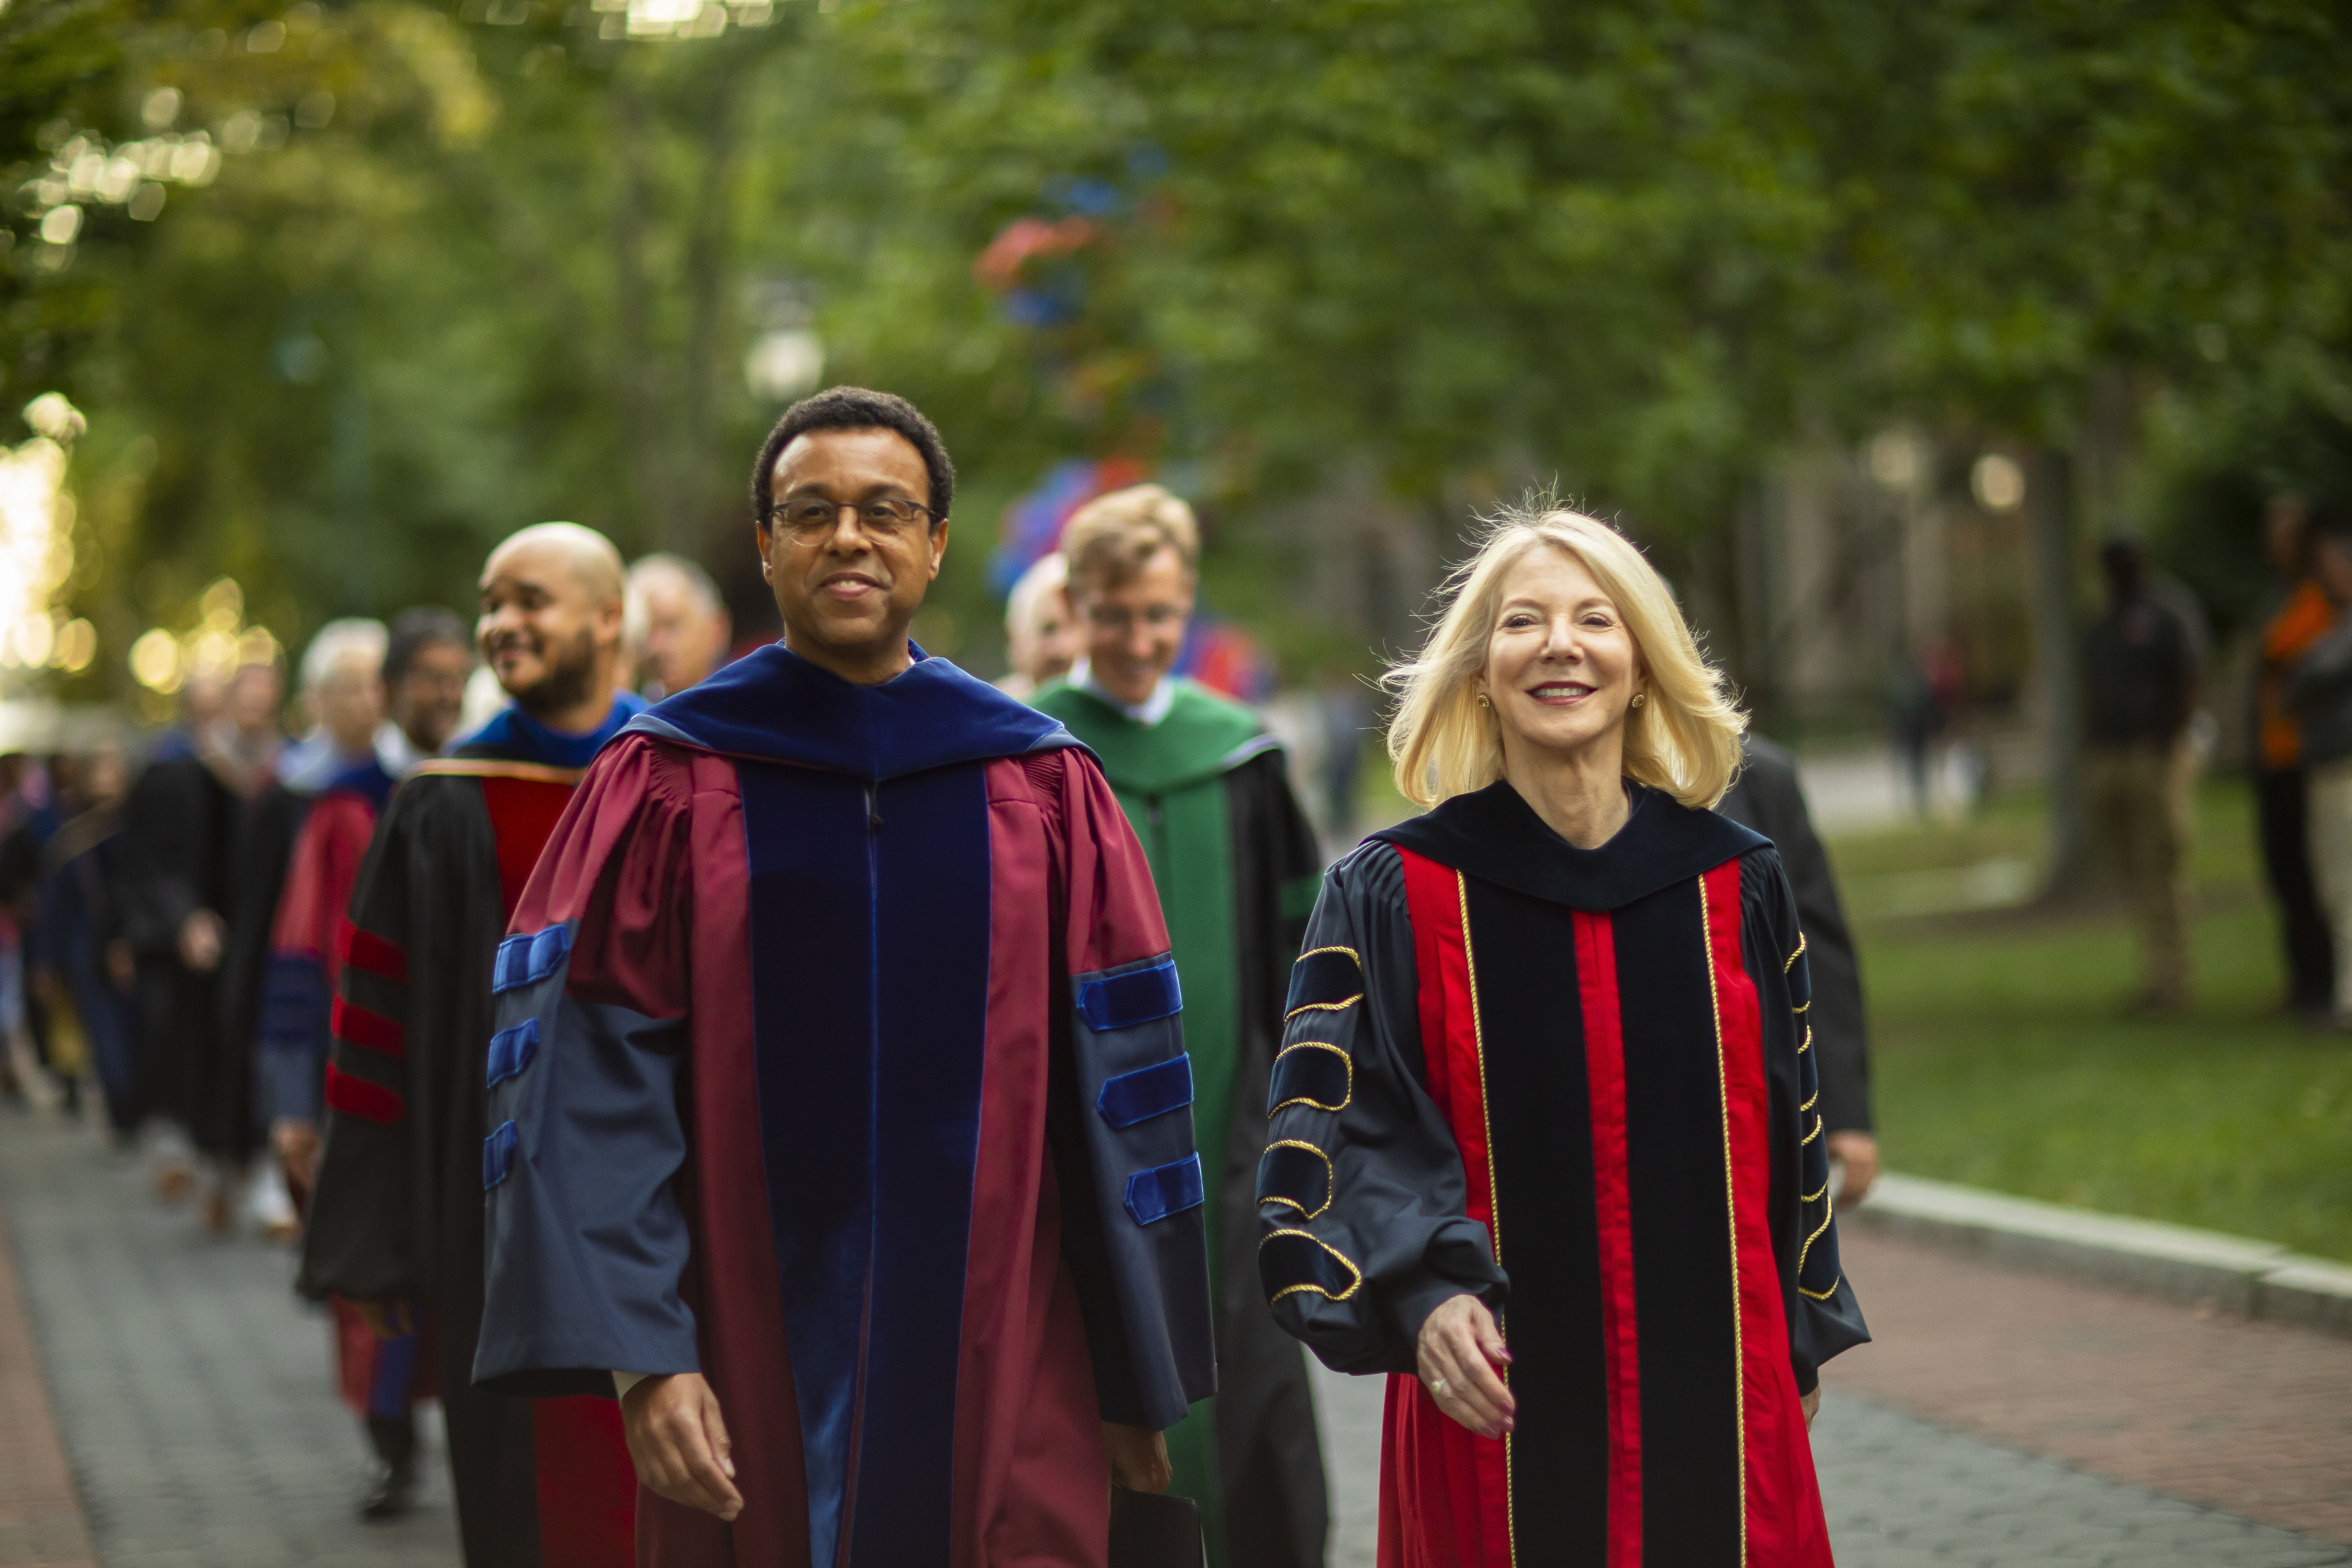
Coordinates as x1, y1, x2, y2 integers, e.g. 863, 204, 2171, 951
1416, 1293, 1515, 1439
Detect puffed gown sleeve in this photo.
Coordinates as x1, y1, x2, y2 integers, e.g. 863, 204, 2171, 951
1740, 847, 1870, 1393
472, 737, 702, 1394
1044, 747, 1220, 1430
1255, 841, 1509, 1376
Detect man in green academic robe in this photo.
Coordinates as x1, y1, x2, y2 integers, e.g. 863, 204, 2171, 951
1030, 486, 1328, 1568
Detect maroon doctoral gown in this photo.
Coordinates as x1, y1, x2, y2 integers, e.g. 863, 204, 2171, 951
472, 644, 1218, 1568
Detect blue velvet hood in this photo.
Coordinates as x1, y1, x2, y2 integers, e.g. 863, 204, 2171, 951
619, 641, 1082, 781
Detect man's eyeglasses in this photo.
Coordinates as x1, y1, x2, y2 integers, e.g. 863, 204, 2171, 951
1084, 603, 1187, 632
773, 496, 935, 540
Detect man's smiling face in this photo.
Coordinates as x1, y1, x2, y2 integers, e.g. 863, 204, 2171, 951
760, 426, 947, 681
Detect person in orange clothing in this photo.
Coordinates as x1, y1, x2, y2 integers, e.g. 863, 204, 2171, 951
2253, 497, 2336, 1020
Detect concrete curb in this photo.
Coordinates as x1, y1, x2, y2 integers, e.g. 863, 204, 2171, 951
1852, 1172, 2352, 1338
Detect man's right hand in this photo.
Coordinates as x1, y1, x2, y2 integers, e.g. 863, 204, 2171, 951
623, 1373, 742, 1522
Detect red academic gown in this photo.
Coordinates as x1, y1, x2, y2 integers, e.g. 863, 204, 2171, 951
258, 758, 435, 1421
1259, 782, 1870, 1567
300, 699, 648, 1568
471, 644, 1219, 1568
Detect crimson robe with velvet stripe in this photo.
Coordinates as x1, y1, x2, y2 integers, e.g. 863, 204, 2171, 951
1258, 782, 1868, 1568
472, 644, 1218, 1568
299, 697, 645, 1568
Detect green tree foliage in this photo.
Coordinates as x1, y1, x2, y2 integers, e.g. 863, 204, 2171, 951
3, 0, 2346, 690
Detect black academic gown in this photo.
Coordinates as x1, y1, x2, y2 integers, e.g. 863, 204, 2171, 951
1717, 736, 1873, 1135
300, 700, 644, 1568
117, 753, 239, 1149
1259, 782, 1868, 1565
212, 777, 304, 1163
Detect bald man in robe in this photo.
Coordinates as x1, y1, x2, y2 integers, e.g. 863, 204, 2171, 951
301, 524, 648, 1568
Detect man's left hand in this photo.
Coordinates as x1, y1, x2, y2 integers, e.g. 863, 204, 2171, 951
1101, 1422, 1170, 1493
1802, 1387, 1821, 1428
1826, 1131, 1879, 1205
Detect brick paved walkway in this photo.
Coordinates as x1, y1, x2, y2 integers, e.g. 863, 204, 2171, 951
9, 1103, 2349, 1568
1825, 1222, 2352, 1545
1308, 1216, 2352, 1567
0, 1171, 94, 1568
0, 1115, 458, 1568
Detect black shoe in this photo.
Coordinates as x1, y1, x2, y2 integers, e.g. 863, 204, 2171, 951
359, 1414, 418, 1521
359, 1461, 417, 1521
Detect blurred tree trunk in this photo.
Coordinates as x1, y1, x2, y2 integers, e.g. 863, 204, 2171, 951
2027, 443, 2087, 892
612, 74, 667, 551
675, 51, 757, 557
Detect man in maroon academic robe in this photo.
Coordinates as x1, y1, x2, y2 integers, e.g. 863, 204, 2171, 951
473, 388, 1216, 1566
300, 526, 647, 1568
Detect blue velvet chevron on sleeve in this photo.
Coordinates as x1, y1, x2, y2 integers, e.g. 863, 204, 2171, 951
1067, 951, 1216, 1428
471, 919, 701, 1396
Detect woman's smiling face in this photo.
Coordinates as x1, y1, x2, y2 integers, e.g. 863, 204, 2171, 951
1479, 542, 1643, 765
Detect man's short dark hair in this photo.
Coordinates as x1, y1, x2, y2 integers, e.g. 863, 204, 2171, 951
749, 386, 955, 531
385, 606, 472, 685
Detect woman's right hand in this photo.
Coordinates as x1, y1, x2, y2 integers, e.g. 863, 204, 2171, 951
1416, 1293, 1515, 1438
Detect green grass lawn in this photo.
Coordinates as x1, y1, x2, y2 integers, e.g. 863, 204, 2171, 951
1833, 779, 2352, 1262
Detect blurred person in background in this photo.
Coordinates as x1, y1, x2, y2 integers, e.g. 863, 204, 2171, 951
2253, 497, 2336, 1020
259, 607, 470, 1521
40, 745, 141, 1142
1718, 735, 1879, 1201
380, 606, 474, 765
301, 525, 644, 1568
1886, 650, 1941, 819
625, 552, 733, 700
997, 548, 1081, 699
233, 626, 395, 1240
119, 656, 295, 1229
148, 669, 228, 764
1030, 485, 1328, 1568
2081, 538, 2202, 1014
1317, 670, 1373, 842
2286, 503, 2352, 1031
0, 753, 65, 1111
279, 621, 390, 794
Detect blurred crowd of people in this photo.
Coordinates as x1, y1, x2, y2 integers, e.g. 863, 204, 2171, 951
0, 546, 734, 1520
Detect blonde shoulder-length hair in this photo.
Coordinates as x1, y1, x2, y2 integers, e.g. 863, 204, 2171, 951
1384, 505, 1746, 810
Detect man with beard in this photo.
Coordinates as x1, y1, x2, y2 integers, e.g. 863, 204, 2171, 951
119, 655, 299, 1232
301, 528, 645, 1568
472, 388, 1213, 1567
261, 607, 472, 1521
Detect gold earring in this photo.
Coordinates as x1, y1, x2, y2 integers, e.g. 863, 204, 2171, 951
1631, 692, 1647, 708
1476, 692, 1491, 708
